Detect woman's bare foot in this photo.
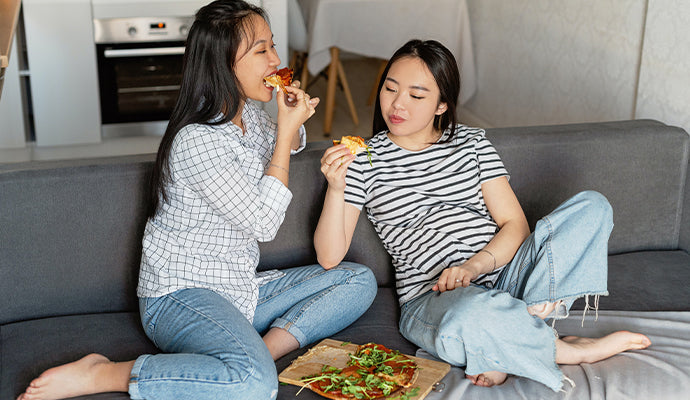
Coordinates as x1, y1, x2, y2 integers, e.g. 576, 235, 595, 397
556, 330, 651, 365
465, 370, 508, 387
527, 300, 562, 320
16, 353, 134, 400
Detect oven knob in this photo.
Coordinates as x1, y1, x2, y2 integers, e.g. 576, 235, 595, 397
179, 25, 189, 37
128, 26, 138, 37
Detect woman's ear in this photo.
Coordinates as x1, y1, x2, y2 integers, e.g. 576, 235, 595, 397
435, 102, 448, 115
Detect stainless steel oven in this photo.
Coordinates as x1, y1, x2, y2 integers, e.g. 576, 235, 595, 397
94, 16, 193, 137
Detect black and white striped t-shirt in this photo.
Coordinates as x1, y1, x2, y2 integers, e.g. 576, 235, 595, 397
344, 125, 509, 305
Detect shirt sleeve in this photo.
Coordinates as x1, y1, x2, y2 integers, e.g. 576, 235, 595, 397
173, 128, 292, 242
475, 132, 509, 183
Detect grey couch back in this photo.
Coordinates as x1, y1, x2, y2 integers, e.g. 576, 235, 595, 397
1, 120, 688, 326
488, 120, 689, 254
1, 156, 153, 325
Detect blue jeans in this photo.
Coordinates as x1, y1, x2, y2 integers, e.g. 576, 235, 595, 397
399, 191, 612, 392
128, 262, 376, 400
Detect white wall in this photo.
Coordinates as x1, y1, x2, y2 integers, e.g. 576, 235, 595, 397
635, 0, 690, 133
462, 0, 690, 135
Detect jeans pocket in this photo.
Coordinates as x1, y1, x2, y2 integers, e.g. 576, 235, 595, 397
140, 296, 166, 346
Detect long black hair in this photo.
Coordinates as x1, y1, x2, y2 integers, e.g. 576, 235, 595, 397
372, 39, 460, 140
147, 0, 268, 219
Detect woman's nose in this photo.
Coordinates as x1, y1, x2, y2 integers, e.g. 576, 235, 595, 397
391, 95, 404, 110
269, 47, 281, 67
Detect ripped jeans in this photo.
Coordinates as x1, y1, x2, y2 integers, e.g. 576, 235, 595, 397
128, 262, 377, 400
399, 191, 612, 392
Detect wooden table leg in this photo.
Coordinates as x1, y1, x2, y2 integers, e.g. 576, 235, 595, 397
337, 59, 359, 126
323, 47, 339, 136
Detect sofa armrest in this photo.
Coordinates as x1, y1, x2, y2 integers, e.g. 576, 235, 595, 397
680, 158, 690, 253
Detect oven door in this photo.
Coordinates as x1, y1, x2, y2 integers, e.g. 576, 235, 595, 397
96, 41, 184, 127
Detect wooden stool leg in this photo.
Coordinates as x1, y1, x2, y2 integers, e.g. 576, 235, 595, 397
367, 59, 388, 105
300, 54, 309, 89
337, 59, 359, 126
289, 50, 298, 70
323, 47, 339, 136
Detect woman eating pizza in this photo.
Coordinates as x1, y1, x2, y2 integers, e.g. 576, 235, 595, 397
16, 1, 376, 400
314, 39, 651, 392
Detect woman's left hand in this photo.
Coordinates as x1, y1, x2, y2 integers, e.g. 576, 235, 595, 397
433, 263, 482, 292
320, 144, 355, 191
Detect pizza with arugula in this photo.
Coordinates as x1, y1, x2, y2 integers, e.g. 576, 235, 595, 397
299, 343, 420, 400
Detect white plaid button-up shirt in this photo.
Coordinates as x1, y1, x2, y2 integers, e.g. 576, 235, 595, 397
138, 100, 306, 323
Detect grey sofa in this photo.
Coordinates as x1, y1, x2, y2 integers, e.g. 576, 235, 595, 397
2, 119, 689, 400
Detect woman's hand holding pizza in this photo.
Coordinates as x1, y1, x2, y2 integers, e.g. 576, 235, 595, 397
276, 84, 319, 143
320, 144, 355, 191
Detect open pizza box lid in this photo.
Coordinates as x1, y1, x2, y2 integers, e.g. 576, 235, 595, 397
279, 339, 451, 399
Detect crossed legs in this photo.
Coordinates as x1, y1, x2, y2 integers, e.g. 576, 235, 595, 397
466, 301, 651, 388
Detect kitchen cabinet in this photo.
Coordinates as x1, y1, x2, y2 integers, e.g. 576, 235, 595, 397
23, 0, 101, 146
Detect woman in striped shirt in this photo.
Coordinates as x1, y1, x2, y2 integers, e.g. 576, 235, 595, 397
314, 39, 650, 392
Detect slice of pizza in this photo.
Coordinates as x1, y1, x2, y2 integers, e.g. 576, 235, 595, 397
264, 67, 293, 94
333, 136, 373, 166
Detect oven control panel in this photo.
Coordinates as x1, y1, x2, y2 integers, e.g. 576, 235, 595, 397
94, 16, 194, 44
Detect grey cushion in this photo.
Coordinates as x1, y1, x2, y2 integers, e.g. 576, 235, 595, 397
487, 120, 689, 254
0, 156, 154, 325
1, 312, 158, 400
572, 250, 690, 311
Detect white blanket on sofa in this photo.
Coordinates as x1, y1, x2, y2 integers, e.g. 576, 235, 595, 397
418, 310, 690, 400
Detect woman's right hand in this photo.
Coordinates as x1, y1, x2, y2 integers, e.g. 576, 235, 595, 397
320, 144, 355, 191
276, 83, 319, 137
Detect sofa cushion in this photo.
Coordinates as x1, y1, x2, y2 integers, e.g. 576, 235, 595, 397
0, 155, 154, 325
604, 250, 690, 311
1, 312, 158, 400
487, 120, 689, 254
570, 250, 690, 311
